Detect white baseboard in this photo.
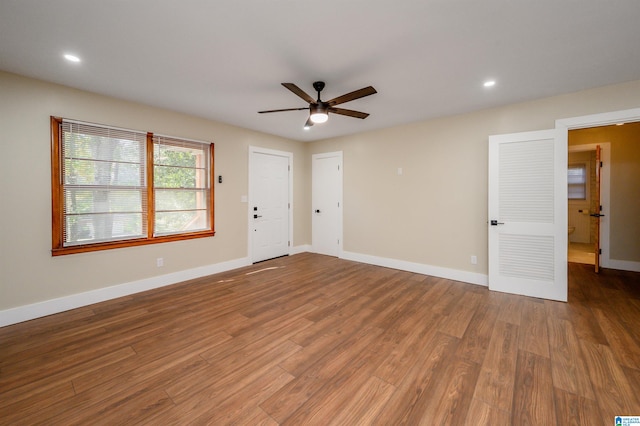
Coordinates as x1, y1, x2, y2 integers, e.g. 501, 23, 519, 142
605, 258, 640, 273
5, 245, 631, 329
0, 257, 251, 328
0, 250, 490, 328
340, 251, 488, 287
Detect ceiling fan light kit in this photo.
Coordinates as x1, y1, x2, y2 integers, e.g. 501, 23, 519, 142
309, 104, 329, 123
259, 81, 377, 129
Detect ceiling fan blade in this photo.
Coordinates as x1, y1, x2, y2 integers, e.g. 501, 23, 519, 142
282, 83, 316, 104
258, 107, 308, 114
326, 86, 377, 106
328, 107, 370, 119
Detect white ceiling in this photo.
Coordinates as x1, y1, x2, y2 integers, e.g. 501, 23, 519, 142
1, 1, 639, 142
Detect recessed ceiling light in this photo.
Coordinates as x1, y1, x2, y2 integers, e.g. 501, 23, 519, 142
63, 54, 81, 63
483, 80, 496, 88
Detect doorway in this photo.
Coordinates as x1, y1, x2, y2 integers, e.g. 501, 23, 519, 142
558, 109, 640, 274
248, 147, 293, 263
567, 143, 610, 269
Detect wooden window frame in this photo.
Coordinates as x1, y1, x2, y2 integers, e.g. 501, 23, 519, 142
51, 116, 215, 256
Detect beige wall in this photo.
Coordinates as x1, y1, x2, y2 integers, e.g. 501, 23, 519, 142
309, 80, 640, 273
2, 69, 640, 313
569, 122, 640, 262
0, 71, 310, 310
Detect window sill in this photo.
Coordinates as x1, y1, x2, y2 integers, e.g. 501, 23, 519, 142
51, 230, 215, 256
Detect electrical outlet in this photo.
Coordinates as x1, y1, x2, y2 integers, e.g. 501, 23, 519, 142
157, 257, 164, 267
471, 255, 477, 265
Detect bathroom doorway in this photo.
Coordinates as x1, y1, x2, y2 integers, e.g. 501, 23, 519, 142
567, 147, 597, 266
560, 110, 640, 280
567, 139, 611, 272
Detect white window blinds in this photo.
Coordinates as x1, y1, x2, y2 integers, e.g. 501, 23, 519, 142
568, 163, 587, 200
61, 121, 147, 246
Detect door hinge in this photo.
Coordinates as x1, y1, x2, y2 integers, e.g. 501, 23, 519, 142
288, 165, 290, 171
337, 239, 340, 245
338, 165, 340, 171
599, 248, 602, 255
288, 202, 290, 209
288, 241, 291, 247
600, 205, 603, 212
600, 161, 603, 168
337, 202, 340, 207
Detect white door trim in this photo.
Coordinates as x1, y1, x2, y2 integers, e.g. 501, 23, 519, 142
556, 107, 640, 130
248, 146, 293, 263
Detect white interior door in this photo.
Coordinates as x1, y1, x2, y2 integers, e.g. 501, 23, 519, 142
250, 148, 291, 263
312, 152, 342, 256
488, 129, 567, 301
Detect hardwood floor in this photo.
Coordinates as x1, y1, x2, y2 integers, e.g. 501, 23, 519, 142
1, 253, 639, 425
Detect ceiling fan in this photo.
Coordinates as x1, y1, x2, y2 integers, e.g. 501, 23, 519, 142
258, 81, 377, 129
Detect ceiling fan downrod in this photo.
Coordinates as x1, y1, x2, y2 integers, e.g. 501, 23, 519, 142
312, 81, 325, 102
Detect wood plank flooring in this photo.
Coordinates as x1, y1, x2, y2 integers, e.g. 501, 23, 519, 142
1, 253, 639, 424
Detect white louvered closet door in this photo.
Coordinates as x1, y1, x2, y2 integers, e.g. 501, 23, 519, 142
488, 129, 567, 302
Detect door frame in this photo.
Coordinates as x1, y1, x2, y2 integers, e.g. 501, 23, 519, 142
556, 107, 640, 271
568, 142, 611, 269
248, 146, 293, 263
312, 151, 343, 256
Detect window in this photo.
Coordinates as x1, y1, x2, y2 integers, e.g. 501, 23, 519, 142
51, 117, 214, 255
568, 163, 587, 200
152, 135, 211, 236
